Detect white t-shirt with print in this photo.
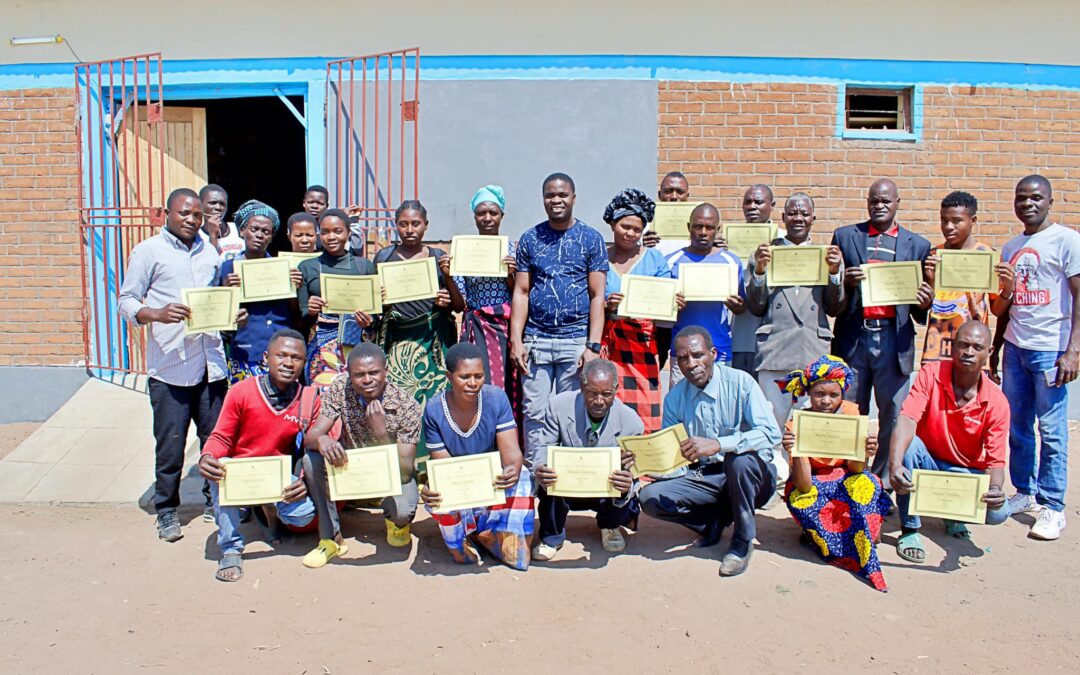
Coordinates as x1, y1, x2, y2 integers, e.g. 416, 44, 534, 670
216, 224, 245, 262
1002, 223, 1080, 352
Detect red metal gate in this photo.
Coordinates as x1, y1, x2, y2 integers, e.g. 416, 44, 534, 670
325, 48, 420, 256
75, 53, 165, 379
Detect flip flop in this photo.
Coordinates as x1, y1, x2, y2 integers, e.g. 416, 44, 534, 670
946, 520, 971, 539
896, 531, 927, 564
215, 553, 244, 582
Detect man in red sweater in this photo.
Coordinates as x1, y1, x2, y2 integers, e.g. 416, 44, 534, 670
199, 329, 315, 581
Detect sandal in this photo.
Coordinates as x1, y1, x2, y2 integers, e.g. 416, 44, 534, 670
945, 520, 971, 539
302, 538, 348, 569
215, 553, 244, 582
896, 531, 927, 564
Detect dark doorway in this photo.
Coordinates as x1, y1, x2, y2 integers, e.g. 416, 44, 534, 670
183, 95, 307, 251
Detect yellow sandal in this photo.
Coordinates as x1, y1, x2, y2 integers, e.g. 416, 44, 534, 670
302, 538, 348, 569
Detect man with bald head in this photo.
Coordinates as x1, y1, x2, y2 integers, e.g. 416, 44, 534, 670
665, 202, 746, 386
831, 178, 933, 480
888, 320, 1011, 562
730, 184, 779, 380
644, 171, 694, 367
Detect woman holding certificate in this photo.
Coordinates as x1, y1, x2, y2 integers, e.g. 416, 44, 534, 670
297, 209, 377, 387
777, 356, 891, 592
420, 344, 534, 571
600, 188, 679, 433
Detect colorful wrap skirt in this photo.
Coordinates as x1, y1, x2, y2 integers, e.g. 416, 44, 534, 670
306, 317, 348, 388
461, 304, 523, 434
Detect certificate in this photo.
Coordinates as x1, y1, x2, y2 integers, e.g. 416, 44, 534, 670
619, 275, 679, 322
790, 410, 868, 461
321, 273, 382, 314
767, 245, 830, 287
379, 256, 439, 304
328, 445, 403, 501
427, 452, 504, 514
723, 223, 775, 260
547, 446, 621, 499
236, 257, 294, 302
678, 263, 739, 301
860, 261, 923, 307
910, 469, 990, 524
650, 202, 703, 239
619, 423, 690, 478
182, 287, 238, 334
277, 251, 320, 270
450, 235, 508, 277
219, 455, 291, 506
937, 249, 999, 294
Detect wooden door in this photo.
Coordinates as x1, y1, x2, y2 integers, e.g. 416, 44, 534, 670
119, 106, 207, 208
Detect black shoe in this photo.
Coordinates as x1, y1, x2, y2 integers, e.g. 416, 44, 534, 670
719, 543, 753, 577
157, 511, 183, 542
692, 522, 724, 548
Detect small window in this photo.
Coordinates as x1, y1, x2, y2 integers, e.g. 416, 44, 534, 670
845, 87, 913, 133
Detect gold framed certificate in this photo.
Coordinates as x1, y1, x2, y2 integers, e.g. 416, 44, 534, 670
650, 202, 703, 239
547, 446, 621, 498
678, 263, 739, 301
910, 469, 990, 524
790, 410, 868, 461
219, 455, 291, 507
860, 261, 923, 307
766, 245, 830, 287
277, 251, 320, 270
427, 452, 504, 514
182, 287, 238, 334
619, 275, 679, 322
328, 445, 403, 501
619, 423, 690, 478
379, 256, 439, 304
723, 223, 775, 260
449, 235, 508, 277
937, 249, 999, 294
236, 257, 295, 302
321, 273, 382, 314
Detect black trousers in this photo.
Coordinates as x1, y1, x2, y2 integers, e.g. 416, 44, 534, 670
148, 376, 226, 513
537, 487, 638, 546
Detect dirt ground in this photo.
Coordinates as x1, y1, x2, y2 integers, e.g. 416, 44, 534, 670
0, 422, 40, 462
1, 437, 1078, 673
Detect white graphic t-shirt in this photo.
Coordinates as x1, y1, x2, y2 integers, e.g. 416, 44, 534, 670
216, 224, 245, 262
1002, 223, 1080, 351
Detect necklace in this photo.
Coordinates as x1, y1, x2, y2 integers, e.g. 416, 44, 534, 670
441, 389, 483, 438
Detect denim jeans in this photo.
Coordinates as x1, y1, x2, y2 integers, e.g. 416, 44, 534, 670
521, 336, 585, 466
211, 475, 315, 555
1002, 342, 1069, 512
897, 436, 1011, 530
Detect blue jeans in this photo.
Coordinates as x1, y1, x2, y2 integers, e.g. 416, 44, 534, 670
1003, 342, 1069, 512
211, 475, 315, 555
897, 436, 1011, 530
522, 336, 585, 466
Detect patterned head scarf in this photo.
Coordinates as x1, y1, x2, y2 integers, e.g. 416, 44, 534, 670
776, 355, 855, 402
233, 199, 281, 233
470, 185, 506, 213
603, 188, 655, 225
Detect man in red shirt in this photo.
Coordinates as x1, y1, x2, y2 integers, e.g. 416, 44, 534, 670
888, 320, 1011, 563
199, 329, 315, 582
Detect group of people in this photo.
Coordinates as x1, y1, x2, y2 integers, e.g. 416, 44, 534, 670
118, 169, 1078, 592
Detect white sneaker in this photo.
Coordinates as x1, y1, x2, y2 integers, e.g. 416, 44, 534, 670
1008, 493, 1042, 514
1030, 508, 1066, 541
601, 528, 626, 553
531, 542, 561, 561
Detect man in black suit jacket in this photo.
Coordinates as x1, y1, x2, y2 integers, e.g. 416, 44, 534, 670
830, 179, 933, 479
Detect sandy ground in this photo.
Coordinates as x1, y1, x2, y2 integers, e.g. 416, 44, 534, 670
0, 422, 40, 462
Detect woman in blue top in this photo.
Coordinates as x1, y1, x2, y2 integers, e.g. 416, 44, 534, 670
420, 343, 534, 571
601, 189, 683, 432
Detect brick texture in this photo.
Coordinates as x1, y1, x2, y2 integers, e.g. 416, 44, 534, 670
0, 88, 83, 367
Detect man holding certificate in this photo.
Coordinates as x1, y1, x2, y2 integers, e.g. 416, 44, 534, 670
831, 179, 933, 478
532, 359, 642, 560
889, 321, 1011, 563
301, 343, 422, 568
729, 184, 777, 378
198, 329, 316, 581
638, 326, 781, 577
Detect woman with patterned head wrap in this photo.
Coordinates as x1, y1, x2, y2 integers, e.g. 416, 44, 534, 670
775, 355, 892, 591
600, 188, 683, 432
453, 185, 523, 437
217, 200, 301, 383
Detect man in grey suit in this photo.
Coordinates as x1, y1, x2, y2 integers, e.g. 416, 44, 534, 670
830, 179, 934, 479
746, 192, 845, 482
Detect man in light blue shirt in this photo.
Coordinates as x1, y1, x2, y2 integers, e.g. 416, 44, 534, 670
638, 325, 780, 577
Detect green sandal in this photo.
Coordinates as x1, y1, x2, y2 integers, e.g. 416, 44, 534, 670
897, 532, 927, 564
945, 520, 971, 539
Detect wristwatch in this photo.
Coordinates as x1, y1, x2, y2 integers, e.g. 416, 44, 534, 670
586, 341, 602, 354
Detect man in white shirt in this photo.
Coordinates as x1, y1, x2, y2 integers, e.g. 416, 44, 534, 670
199, 184, 244, 261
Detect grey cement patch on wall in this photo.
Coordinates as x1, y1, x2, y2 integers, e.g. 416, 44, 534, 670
0, 367, 89, 423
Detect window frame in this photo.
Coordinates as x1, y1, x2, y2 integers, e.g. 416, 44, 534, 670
836, 83, 922, 142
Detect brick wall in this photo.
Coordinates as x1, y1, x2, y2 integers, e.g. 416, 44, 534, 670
0, 88, 84, 367
657, 82, 1080, 248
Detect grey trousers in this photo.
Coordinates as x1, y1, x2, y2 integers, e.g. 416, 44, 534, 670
844, 326, 912, 479
301, 451, 419, 540
521, 336, 585, 466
